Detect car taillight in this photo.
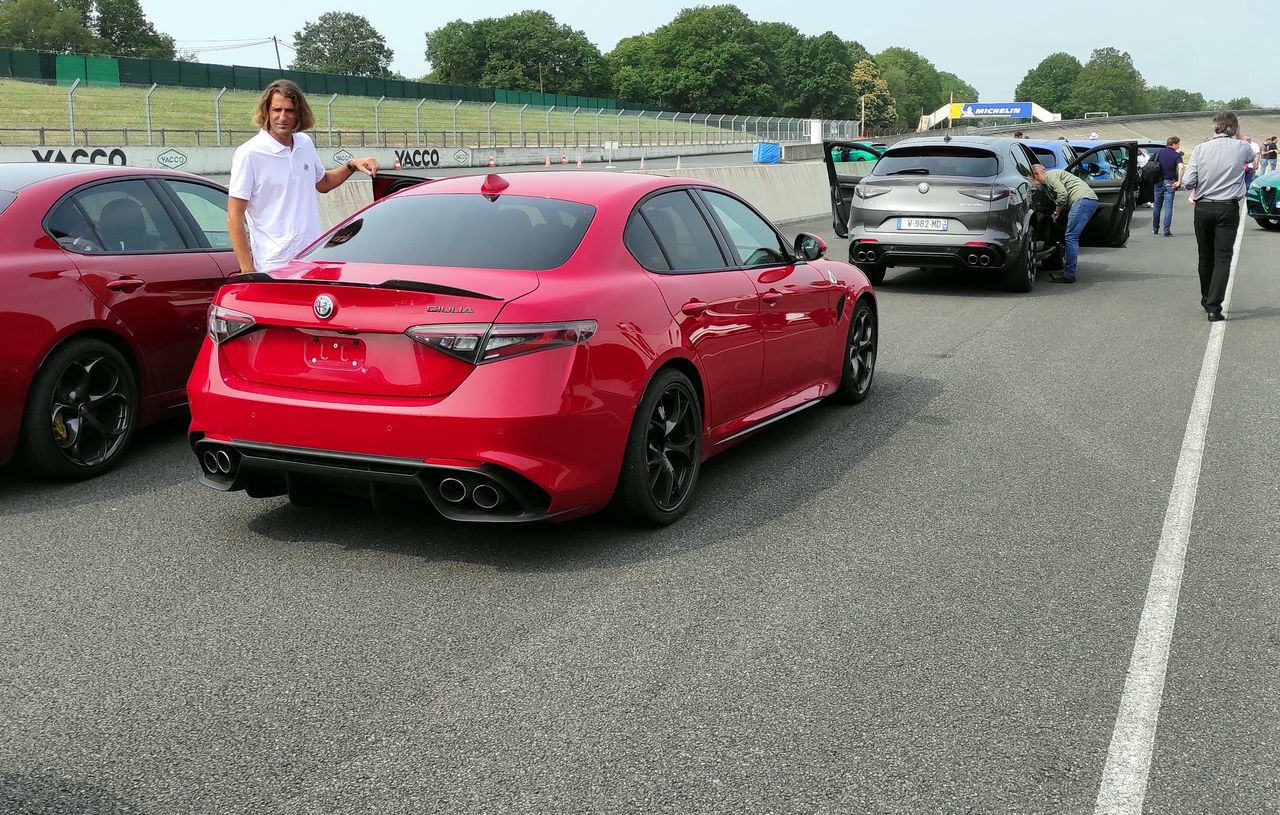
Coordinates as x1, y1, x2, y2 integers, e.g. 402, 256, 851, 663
207, 305, 256, 344
854, 184, 891, 199
405, 321, 597, 364
959, 187, 1012, 201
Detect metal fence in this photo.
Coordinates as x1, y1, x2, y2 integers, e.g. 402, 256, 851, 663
0, 79, 859, 149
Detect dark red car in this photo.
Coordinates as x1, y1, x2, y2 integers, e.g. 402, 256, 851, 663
0, 163, 237, 479
188, 171, 878, 525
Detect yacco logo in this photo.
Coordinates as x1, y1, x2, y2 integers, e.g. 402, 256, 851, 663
157, 149, 187, 169
452, 149, 471, 166
333, 149, 354, 164
32, 148, 127, 165
394, 148, 440, 168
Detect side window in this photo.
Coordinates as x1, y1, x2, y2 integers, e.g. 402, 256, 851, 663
700, 190, 787, 267
73, 180, 185, 253
46, 199, 104, 253
1009, 146, 1032, 178
623, 211, 670, 271
166, 181, 232, 250
639, 191, 727, 273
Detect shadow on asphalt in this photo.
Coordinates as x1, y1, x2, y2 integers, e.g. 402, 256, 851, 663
877, 249, 1166, 297
0, 773, 148, 815
0, 417, 191, 517
233, 369, 944, 571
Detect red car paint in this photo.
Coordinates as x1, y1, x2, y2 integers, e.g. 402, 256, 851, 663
0, 164, 235, 470
187, 171, 876, 522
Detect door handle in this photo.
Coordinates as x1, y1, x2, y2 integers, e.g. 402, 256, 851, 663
680, 300, 709, 316
105, 277, 144, 293
761, 290, 783, 305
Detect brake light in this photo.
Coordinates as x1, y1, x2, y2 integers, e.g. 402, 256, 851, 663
405, 321, 597, 364
854, 184, 891, 199
207, 305, 257, 344
959, 187, 1012, 201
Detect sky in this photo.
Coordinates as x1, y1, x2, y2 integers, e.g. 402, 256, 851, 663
143, 0, 1277, 109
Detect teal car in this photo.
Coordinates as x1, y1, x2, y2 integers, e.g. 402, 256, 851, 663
1245, 170, 1280, 230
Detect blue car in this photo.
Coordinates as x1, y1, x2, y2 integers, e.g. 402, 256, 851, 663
1022, 139, 1079, 171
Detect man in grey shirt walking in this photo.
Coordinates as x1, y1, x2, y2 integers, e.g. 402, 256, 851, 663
1182, 110, 1255, 322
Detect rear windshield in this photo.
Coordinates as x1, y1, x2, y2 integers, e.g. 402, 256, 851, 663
871, 147, 999, 178
0, 190, 15, 217
302, 193, 596, 270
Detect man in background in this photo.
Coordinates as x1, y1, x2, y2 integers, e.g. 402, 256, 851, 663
1151, 137, 1184, 237
1182, 111, 1255, 322
1259, 136, 1277, 176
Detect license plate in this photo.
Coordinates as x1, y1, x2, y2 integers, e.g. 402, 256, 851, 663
897, 217, 948, 231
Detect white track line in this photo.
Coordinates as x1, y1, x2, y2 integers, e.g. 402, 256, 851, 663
1092, 203, 1244, 814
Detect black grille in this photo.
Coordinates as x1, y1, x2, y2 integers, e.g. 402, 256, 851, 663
1263, 187, 1277, 210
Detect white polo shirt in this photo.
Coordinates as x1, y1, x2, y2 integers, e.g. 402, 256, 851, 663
229, 129, 326, 271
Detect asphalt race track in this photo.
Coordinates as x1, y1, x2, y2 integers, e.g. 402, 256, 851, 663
1, 209, 1276, 814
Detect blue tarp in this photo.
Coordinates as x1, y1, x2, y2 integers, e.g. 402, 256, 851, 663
752, 142, 781, 164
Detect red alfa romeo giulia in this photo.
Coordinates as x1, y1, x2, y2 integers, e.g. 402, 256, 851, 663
0, 163, 237, 479
188, 171, 879, 525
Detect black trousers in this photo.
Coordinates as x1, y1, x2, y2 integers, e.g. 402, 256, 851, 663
1192, 200, 1240, 314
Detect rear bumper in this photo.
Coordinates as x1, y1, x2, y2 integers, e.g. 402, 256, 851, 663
849, 237, 1012, 270
186, 340, 635, 521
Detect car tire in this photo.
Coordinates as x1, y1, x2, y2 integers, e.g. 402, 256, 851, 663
1255, 217, 1280, 230
611, 368, 702, 526
18, 337, 137, 480
1003, 235, 1036, 293
831, 298, 877, 405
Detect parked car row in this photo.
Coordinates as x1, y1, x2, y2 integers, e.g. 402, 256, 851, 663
1, 163, 877, 528
822, 135, 1139, 290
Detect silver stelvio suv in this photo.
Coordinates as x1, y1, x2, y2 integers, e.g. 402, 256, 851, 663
823, 136, 1138, 292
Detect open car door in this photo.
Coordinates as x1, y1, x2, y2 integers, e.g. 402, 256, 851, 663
822, 140, 884, 238
1063, 141, 1139, 247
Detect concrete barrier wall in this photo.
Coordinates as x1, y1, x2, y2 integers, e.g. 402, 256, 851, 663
0, 141, 770, 176
0, 145, 833, 229
638, 163, 832, 225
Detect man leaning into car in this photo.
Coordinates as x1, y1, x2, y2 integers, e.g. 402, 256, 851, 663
1030, 163, 1099, 284
228, 79, 379, 274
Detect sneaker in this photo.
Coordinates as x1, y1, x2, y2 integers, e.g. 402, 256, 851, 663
1163, 232, 1173, 237
1049, 273, 1076, 284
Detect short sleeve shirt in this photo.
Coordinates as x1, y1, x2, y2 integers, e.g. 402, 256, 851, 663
229, 129, 326, 271
1156, 147, 1182, 181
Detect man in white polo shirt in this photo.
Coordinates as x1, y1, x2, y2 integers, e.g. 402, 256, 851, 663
228, 79, 378, 273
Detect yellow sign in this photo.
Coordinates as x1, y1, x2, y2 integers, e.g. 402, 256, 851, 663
949, 103, 963, 119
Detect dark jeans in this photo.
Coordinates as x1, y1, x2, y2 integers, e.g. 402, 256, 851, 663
1192, 200, 1240, 314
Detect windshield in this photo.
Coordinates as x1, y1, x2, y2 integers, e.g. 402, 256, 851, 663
302, 193, 596, 271
871, 146, 999, 178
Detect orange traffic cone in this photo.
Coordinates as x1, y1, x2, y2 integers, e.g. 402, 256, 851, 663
393, 157, 401, 170
488, 154, 496, 167
544, 155, 551, 167
575, 154, 583, 168
560, 153, 568, 164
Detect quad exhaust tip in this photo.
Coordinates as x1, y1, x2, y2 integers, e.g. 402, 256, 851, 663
200, 444, 237, 476
438, 477, 467, 503
472, 484, 501, 510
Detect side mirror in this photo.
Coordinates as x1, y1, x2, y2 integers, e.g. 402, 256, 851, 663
794, 232, 826, 261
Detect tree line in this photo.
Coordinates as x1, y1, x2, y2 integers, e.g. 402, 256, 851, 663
0, 2, 1257, 126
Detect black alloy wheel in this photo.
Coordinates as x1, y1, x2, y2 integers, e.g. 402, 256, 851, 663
832, 299, 877, 404
20, 338, 137, 479
612, 368, 702, 526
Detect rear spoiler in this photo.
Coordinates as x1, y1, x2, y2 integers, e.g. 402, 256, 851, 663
371, 171, 439, 201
